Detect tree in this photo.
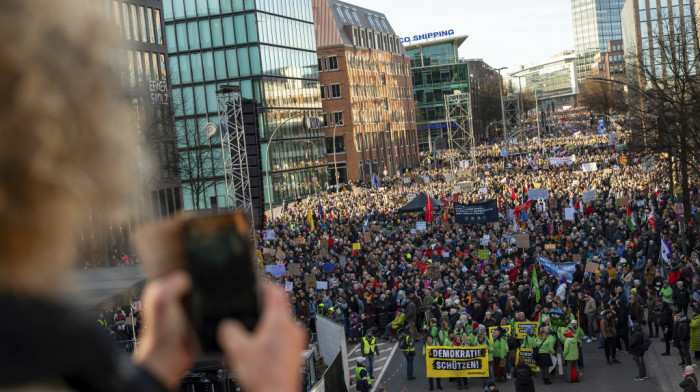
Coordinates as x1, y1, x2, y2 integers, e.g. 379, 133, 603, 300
578, 79, 628, 114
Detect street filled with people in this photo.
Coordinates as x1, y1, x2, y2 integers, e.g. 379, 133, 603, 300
258, 108, 700, 391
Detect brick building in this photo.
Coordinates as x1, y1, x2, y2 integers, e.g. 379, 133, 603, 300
312, 0, 418, 184
590, 39, 625, 81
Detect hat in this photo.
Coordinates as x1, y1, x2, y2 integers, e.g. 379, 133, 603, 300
357, 357, 366, 364
473, 322, 479, 330
631, 288, 637, 293
685, 364, 697, 374
585, 290, 592, 296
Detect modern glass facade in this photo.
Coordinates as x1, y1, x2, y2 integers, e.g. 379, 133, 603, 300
164, 0, 326, 210
571, 0, 626, 81
406, 37, 470, 152
508, 53, 579, 109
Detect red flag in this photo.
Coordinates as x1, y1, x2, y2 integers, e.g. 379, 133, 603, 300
510, 186, 516, 201
425, 196, 434, 222
514, 200, 533, 215
327, 234, 333, 248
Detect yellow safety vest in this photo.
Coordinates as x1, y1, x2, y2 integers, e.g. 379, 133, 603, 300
355, 365, 371, 386
362, 336, 376, 355
402, 336, 415, 353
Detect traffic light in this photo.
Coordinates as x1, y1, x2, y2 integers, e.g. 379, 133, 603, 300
588, 111, 594, 125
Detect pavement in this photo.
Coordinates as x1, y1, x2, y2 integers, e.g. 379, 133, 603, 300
347, 340, 400, 383
363, 335, 691, 392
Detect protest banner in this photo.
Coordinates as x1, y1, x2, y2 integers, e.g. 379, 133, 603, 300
515, 234, 530, 249
545, 244, 556, 250
565, 207, 575, 221
516, 348, 539, 372
528, 189, 550, 200
303, 274, 317, 288
352, 243, 361, 250
582, 190, 596, 202
425, 346, 490, 378
585, 261, 599, 273
538, 255, 577, 282
616, 197, 629, 207
549, 155, 575, 166
582, 162, 598, 172
262, 229, 275, 240
548, 311, 570, 328
416, 221, 427, 231
316, 281, 328, 290
294, 237, 305, 245
287, 263, 302, 276
284, 282, 293, 292
265, 264, 286, 277
454, 200, 498, 224
515, 322, 539, 339
488, 325, 512, 342
477, 249, 489, 260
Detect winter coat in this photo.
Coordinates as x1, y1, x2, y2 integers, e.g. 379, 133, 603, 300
563, 336, 579, 361
584, 296, 597, 317
539, 334, 556, 354
491, 336, 507, 358
691, 314, 700, 352
674, 288, 691, 308
679, 374, 699, 392
601, 316, 617, 338
629, 330, 644, 357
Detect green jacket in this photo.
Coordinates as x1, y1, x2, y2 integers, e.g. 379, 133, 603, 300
539, 334, 556, 354
391, 313, 406, 329
690, 314, 700, 351
438, 328, 450, 344
571, 327, 586, 345
660, 286, 674, 303
521, 334, 538, 349
563, 336, 579, 361
491, 336, 507, 358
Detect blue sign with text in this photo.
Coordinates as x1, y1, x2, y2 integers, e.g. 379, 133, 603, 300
401, 29, 455, 43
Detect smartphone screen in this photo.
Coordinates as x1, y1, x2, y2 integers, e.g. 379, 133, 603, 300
183, 214, 260, 353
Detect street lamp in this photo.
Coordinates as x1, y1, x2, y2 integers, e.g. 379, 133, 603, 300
264, 113, 319, 220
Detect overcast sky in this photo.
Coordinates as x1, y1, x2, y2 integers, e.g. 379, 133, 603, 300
345, 0, 575, 75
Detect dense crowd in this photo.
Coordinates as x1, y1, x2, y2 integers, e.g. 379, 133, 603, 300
258, 111, 700, 391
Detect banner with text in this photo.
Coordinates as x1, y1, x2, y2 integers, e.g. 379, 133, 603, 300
537, 255, 577, 282
515, 348, 539, 372
454, 200, 498, 224
488, 325, 512, 341
425, 346, 490, 378
549, 155, 575, 166
514, 322, 539, 339
528, 189, 550, 200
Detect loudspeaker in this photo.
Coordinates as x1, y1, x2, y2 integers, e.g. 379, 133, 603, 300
241, 98, 264, 230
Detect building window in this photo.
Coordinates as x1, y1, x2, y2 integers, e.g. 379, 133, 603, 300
328, 56, 338, 70
383, 98, 388, 110
322, 57, 328, 71
353, 29, 358, 46
325, 135, 345, 153
348, 55, 354, 69
380, 73, 386, 85
322, 112, 330, 127
333, 111, 344, 126
331, 83, 341, 98
360, 30, 366, 47
318, 58, 323, 71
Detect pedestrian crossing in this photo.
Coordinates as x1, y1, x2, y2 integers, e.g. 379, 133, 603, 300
347, 340, 397, 373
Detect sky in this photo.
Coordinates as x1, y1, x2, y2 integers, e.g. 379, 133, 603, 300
345, 0, 575, 75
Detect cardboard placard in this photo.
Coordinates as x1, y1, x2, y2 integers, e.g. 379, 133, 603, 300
287, 263, 302, 276
585, 261, 600, 273
572, 254, 582, 263
441, 220, 450, 231
364, 232, 372, 242
276, 250, 285, 260
294, 237, 306, 245
616, 197, 629, 207
303, 274, 317, 288
263, 247, 276, 256
515, 234, 530, 249
425, 264, 441, 279
353, 187, 362, 196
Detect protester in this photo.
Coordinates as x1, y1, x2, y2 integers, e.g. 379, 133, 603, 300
629, 323, 648, 381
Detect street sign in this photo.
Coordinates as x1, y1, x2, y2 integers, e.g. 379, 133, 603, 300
675, 203, 684, 215
598, 120, 605, 134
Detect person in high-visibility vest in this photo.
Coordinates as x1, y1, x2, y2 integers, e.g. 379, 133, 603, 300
354, 357, 371, 392
401, 334, 416, 380
361, 330, 380, 378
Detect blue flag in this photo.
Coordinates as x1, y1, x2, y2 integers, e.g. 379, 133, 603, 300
373, 174, 379, 189
317, 201, 324, 222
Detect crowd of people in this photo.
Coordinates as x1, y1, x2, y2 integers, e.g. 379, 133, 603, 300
258, 112, 700, 391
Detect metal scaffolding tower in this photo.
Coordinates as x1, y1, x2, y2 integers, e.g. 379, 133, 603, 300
216, 86, 254, 228
503, 94, 520, 138
444, 91, 475, 168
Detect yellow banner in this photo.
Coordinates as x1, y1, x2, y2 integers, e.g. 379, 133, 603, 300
515, 348, 539, 372
514, 322, 539, 339
488, 325, 512, 342
425, 346, 490, 378
352, 243, 361, 250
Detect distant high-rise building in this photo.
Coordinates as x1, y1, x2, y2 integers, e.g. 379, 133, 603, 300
571, 0, 626, 82
312, 0, 418, 183
164, 0, 326, 211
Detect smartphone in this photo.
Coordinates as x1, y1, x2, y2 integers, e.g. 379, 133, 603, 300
182, 213, 261, 354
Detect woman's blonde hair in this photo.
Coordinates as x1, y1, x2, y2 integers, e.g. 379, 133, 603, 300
0, 0, 142, 293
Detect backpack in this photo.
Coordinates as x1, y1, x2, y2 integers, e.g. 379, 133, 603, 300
399, 335, 409, 350
641, 332, 651, 352
516, 366, 531, 385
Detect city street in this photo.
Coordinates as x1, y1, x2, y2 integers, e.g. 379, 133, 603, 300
363, 337, 687, 391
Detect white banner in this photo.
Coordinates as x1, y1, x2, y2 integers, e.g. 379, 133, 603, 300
444, 173, 453, 182
549, 155, 575, 166
582, 190, 597, 203
582, 162, 598, 172
565, 207, 575, 221
528, 189, 550, 200
262, 229, 275, 240
478, 187, 488, 194
416, 221, 427, 231
459, 160, 469, 168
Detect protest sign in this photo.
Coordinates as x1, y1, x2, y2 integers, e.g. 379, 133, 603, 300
538, 255, 577, 282
364, 232, 371, 242
572, 254, 582, 263
582, 162, 598, 172
528, 189, 550, 200
478, 187, 488, 194
425, 346, 490, 378
322, 261, 335, 273
459, 160, 469, 168
585, 261, 599, 273
410, 229, 417, 234
352, 243, 361, 250
425, 264, 441, 279
353, 187, 362, 196
287, 263, 302, 276
294, 237, 305, 245
329, 277, 339, 288
603, 168, 612, 174
488, 325, 512, 342
416, 221, 427, 231
515, 322, 539, 339
616, 197, 629, 207
549, 155, 575, 166
263, 247, 276, 256
444, 173, 453, 182
454, 200, 498, 224
402, 177, 411, 184
265, 264, 286, 277
422, 176, 430, 184
582, 190, 596, 202
303, 274, 317, 288
548, 311, 570, 328
619, 155, 628, 164
262, 229, 275, 240
454, 185, 461, 194
565, 207, 575, 221
478, 249, 489, 260
515, 348, 539, 372
316, 281, 328, 290
276, 249, 285, 260
284, 282, 293, 292
641, 156, 656, 173
545, 244, 556, 250
515, 234, 530, 249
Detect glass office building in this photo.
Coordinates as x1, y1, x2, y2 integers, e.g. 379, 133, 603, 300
164, 0, 326, 210
571, 0, 626, 81
405, 36, 470, 152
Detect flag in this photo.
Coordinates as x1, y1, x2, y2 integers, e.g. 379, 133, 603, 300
532, 267, 540, 303
425, 196, 434, 222
626, 204, 635, 230
307, 209, 315, 231
373, 174, 379, 189
317, 202, 324, 222
661, 237, 673, 263
521, 209, 529, 222
646, 208, 656, 229
573, 128, 581, 137
523, 184, 528, 199
514, 199, 533, 215
327, 234, 333, 249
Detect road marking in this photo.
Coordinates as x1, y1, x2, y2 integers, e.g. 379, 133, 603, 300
372, 343, 398, 391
